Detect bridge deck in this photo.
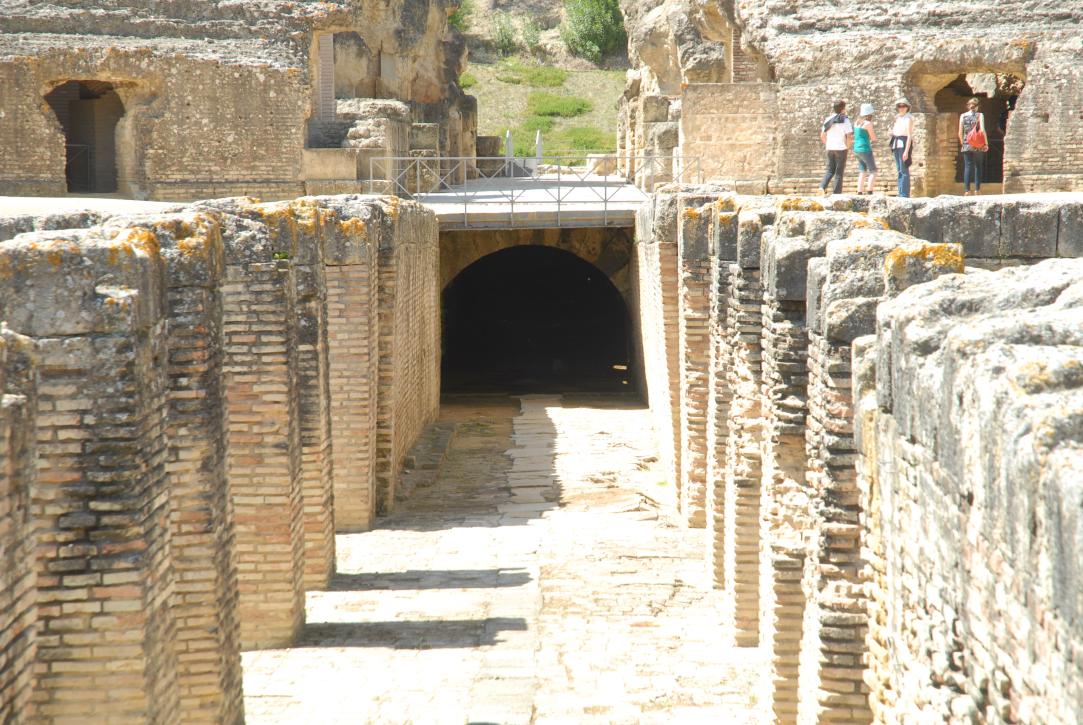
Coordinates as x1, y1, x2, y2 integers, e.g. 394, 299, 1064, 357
415, 175, 647, 230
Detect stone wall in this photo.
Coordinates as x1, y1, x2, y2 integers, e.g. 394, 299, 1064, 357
637, 186, 1083, 723
620, 0, 1083, 194
0, 0, 476, 200
0, 193, 440, 720
855, 260, 1083, 724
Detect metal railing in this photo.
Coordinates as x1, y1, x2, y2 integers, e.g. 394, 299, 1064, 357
368, 154, 703, 228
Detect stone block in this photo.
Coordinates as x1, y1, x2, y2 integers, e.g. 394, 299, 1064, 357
999, 200, 1059, 258
1059, 202, 1083, 258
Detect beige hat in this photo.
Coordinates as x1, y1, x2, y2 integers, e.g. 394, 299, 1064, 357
895, 98, 911, 109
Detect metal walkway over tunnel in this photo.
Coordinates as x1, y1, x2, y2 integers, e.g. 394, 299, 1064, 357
376, 155, 700, 230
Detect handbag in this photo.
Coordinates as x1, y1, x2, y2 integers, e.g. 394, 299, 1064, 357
965, 114, 988, 149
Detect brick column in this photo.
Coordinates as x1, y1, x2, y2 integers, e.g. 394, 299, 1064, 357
704, 205, 743, 585
374, 201, 440, 515
221, 219, 305, 650
112, 214, 245, 723
722, 214, 768, 646
676, 194, 720, 528
320, 200, 382, 532
802, 234, 963, 725
0, 229, 180, 722
0, 328, 37, 722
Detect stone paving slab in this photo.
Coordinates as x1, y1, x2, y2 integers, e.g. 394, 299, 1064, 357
242, 394, 766, 723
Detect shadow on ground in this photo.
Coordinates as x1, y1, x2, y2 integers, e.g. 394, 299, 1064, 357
327, 567, 531, 591
297, 618, 529, 649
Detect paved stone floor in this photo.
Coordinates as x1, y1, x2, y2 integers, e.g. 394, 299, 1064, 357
242, 394, 766, 724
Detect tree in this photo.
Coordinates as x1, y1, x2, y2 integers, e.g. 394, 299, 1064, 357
560, 0, 626, 65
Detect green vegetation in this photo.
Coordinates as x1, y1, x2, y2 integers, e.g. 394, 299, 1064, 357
494, 59, 568, 87
560, 0, 627, 64
560, 126, 611, 150
521, 18, 543, 54
465, 60, 624, 160
527, 92, 591, 117
448, 0, 473, 32
491, 13, 518, 56
520, 115, 556, 133
459, 71, 478, 90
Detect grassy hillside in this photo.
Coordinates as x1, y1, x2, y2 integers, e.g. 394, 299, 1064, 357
464, 58, 626, 158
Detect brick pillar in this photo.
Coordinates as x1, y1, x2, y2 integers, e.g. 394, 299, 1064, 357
374, 202, 441, 516
321, 203, 381, 532
801, 234, 964, 725
704, 207, 741, 585
122, 214, 245, 723
676, 194, 718, 528
0, 328, 38, 722
279, 202, 337, 591
0, 230, 180, 722
723, 242, 766, 645
222, 226, 305, 650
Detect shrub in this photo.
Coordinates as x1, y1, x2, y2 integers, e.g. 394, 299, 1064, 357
459, 71, 477, 90
560, 0, 627, 65
521, 18, 543, 53
491, 13, 518, 56
448, 0, 473, 32
527, 92, 591, 117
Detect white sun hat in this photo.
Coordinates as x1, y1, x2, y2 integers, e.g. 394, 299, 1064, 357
859, 103, 875, 116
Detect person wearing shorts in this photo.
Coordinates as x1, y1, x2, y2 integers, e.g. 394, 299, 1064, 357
853, 103, 877, 194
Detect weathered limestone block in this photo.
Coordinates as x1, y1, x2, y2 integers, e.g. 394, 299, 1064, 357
855, 259, 1083, 724
870, 195, 1083, 267
0, 228, 180, 722
101, 211, 245, 723
0, 328, 37, 724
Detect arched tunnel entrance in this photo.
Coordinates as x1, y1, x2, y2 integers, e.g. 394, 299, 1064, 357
441, 245, 635, 393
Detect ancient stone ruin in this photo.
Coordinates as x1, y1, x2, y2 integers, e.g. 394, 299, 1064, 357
618, 0, 1083, 195
0, 0, 475, 199
0, 0, 1082, 723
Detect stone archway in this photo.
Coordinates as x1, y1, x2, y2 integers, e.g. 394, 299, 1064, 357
441, 244, 636, 393
440, 226, 635, 307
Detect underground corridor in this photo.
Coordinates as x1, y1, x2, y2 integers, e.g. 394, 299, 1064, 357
440, 244, 636, 394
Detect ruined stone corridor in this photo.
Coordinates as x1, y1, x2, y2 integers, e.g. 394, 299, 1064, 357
241, 395, 765, 723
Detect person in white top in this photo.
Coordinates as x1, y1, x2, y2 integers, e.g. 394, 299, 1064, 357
890, 99, 915, 198
820, 100, 853, 195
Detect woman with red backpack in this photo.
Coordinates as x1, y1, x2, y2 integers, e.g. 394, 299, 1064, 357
958, 97, 990, 196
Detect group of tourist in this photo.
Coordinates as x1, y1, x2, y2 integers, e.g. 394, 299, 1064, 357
819, 97, 990, 198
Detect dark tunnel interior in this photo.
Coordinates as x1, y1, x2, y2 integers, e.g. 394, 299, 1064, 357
441, 245, 635, 394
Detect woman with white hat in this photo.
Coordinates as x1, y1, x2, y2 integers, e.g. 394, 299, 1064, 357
890, 99, 914, 198
853, 103, 877, 194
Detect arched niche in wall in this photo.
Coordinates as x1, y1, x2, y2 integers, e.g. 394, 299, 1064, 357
43, 80, 126, 194
907, 65, 1026, 196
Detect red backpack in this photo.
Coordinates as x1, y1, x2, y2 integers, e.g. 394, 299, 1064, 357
965, 114, 988, 149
